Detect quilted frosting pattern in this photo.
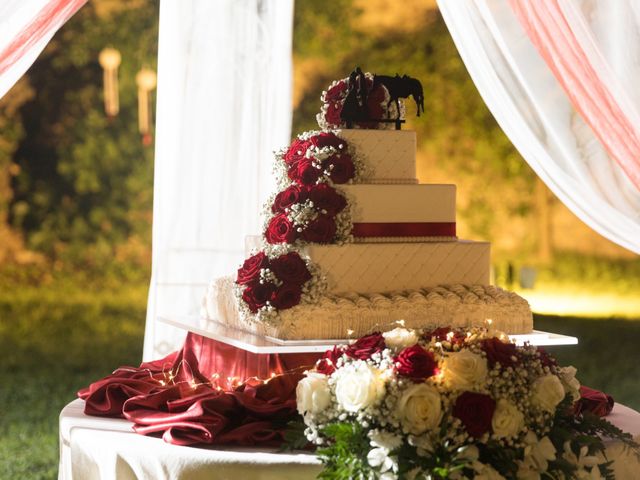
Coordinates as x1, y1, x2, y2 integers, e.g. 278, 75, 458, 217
203, 278, 534, 340
300, 241, 490, 294
335, 129, 417, 183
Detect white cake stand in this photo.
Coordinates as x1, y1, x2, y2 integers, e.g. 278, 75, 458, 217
160, 315, 577, 354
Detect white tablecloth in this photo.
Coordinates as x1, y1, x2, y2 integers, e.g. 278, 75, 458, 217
59, 399, 640, 479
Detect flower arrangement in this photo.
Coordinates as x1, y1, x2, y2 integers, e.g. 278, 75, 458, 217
265, 130, 362, 245
234, 247, 327, 324
292, 327, 639, 479
317, 72, 404, 130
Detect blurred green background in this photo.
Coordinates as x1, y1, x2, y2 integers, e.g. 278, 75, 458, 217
0, 0, 638, 478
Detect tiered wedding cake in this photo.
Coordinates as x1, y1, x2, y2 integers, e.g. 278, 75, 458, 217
202, 69, 533, 340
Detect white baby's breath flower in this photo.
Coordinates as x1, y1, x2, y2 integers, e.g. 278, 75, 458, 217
491, 398, 525, 439
395, 383, 443, 435
531, 374, 566, 412
368, 430, 402, 451
519, 432, 556, 476
367, 447, 394, 473
382, 327, 418, 350
334, 362, 385, 413
296, 372, 331, 416
441, 350, 488, 390
472, 461, 506, 480
562, 441, 602, 478
558, 366, 581, 402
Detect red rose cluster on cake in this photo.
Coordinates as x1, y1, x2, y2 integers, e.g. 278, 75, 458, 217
235, 251, 312, 313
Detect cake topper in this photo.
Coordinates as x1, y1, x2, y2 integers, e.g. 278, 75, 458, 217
340, 67, 424, 130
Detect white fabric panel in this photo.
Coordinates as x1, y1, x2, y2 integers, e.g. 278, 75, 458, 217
0, 0, 86, 100
437, 0, 640, 254
143, 0, 294, 360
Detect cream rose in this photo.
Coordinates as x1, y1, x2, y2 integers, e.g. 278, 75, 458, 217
441, 350, 488, 390
296, 372, 331, 416
335, 362, 385, 413
395, 383, 443, 435
558, 366, 581, 402
531, 374, 566, 413
491, 398, 525, 438
382, 327, 418, 350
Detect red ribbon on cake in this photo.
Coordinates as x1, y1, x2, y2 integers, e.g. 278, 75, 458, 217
352, 222, 456, 238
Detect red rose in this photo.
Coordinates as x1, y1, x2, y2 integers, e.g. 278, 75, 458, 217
316, 346, 345, 375
301, 215, 337, 243
288, 157, 322, 185
270, 283, 302, 310
265, 214, 297, 244
324, 153, 355, 184
283, 138, 310, 166
395, 345, 438, 381
367, 84, 387, 119
423, 327, 466, 345
269, 252, 312, 285
242, 281, 276, 313
345, 332, 385, 360
325, 101, 343, 126
452, 392, 496, 438
325, 80, 347, 102
481, 337, 518, 368
309, 132, 345, 150
272, 185, 306, 213
307, 184, 347, 216
236, 251, 269, 285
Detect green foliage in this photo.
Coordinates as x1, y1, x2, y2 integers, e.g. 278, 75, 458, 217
5, 2, 158, 267
316, 422, 372, 479
0, 277, 147, 479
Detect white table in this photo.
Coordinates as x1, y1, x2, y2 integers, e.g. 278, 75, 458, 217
59, 399, 321, 480
59, 399, 640, 479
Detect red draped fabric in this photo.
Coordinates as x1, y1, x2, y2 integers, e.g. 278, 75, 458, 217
78, 333, 321, 446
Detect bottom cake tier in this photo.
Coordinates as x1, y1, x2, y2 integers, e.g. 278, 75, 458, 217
202, 277, 533, 340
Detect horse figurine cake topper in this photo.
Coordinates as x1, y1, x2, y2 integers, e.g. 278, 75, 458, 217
340, 67, 424, 130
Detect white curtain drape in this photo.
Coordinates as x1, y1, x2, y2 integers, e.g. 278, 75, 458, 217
0, 0, 86, 100
143, 0, 294, 360
438, 0, 640, 254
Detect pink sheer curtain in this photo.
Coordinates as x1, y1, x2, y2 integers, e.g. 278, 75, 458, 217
0, 0, 86, 100
509, 0, 640, 191
438, 0, 640, 254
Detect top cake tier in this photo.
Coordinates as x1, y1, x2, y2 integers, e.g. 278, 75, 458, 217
335, 129, 417, 184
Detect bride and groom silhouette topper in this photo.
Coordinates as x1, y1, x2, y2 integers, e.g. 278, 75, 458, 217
340, 67, 424, 130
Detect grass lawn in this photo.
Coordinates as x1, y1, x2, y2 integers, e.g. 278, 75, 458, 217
0, 280, 638, 478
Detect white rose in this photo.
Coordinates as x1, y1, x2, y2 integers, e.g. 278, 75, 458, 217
491, 398, 525, 438
531, 374, 566, 412
335, 362, 385, 413
382, 327, 418, 350
296, 372, 331, 416
441, 350, 488, 390
558, 366, 581, 402
395, 383, 443, 435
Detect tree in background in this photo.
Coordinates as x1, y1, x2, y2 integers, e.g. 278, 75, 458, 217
293, 1, 539, 259
1, 0, 158, 276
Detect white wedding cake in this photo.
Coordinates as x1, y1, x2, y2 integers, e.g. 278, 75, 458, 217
202, 69, 533, 340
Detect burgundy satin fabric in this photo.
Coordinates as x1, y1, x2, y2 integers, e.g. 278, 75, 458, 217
576, 385, 615, 417
352, 222, 456, 238
78, 333, 320, 446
